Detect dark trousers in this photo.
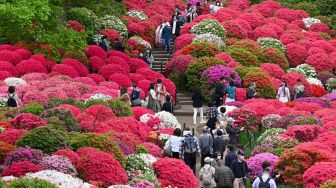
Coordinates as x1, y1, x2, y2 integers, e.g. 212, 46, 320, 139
162, 38, 170, 53
201, 152, 212, 167
184, 152, 196, 175
172, 152, 179, 159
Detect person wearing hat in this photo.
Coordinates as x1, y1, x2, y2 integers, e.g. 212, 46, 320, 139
199, 126, 213, 167
252, 161, 277, 188
199, 157, 216, 188
161, 22, 171, 54
230, 150, 248, 188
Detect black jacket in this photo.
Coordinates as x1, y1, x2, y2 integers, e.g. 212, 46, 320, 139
215, 83, 225, 97
226, 125, 242, 145
192, 94, 203, 108
214, 137, 226, 154
225, 151, 237, 168
162, 102, 174, 113
230, 160, 248, 178
215, 166, 234, 188
114, 42, 124, 52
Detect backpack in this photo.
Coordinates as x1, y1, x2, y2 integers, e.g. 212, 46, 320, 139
7, 94, 17, 107
258, 176, 272, 188
200, 166, 213, 186
200, 135, 212, 155
184, 135, 197, 153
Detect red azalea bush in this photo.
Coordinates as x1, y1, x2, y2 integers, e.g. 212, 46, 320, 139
283, 125, 321, 142
165, 55, 194, 75
108, 132, 141, 155
282, 72, 312, 97
109, 73, 132, 88
131, 107, 154, 120
105, 56, 130, 73
306, 52, 332, 72
227, 108, 261, 130
0, 61, 19, 77
242, 101, 277, 118
223, 20, 248, 39
0, 129, 28, 144
180, 42, 220, 58
77, 147, 128, 187
51, 64, 80, 78
99, 29, 122, 43
129, 73, 146, 84
128, 58, 148, 73
303, 162, 336, 188
174, 34, 194, 50
62, 58, 89, 77
107, 50, 131, 61
58, 104, 81, 117
11, 113, 47, 130
77, 105, 115, 123
67, 20, 85, 32
214, 52, 234, 64
0, 141, 16, 163
136, 68, 163, 81
141, 142, 162, 157
53, 149, 80, 166
0, 50, 23, 65
262, 47, 289, 70
0, 71, 12, 80
243, 71, 276, 99
98, 64, 128, 79
2, 161, 43, 177
14, 48, 32, 60
16, 59, 48, 75
89, 56, 106, 73
260, 63, 285, 79
293, 102, 321, 114
310, 84, 328, 97
237, 13, 265, 29
310, 23, 331, 34
85, 45, 107, 60
110, 117, 151, 141
87, 74, 105, 84
314, 131, 336, 153
153, 158, 199, 188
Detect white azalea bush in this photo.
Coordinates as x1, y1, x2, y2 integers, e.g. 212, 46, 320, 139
126, 10, 148, 21
307, 77, 323, 87
136, 153, 157, 166
327, 78, 336, 92
25, 170, 94, 188
155, 111, 181, 129
98, 15, 128, 39
193, 33, 226, 50
130, 36, 152, 49
190, 19, 227, 40
85, 93, 112, 103
302, 17, 321, 29
4, 77, 27, 86
140, 114, 165, 130
261, 114, 282, 129
297, 64, 316, 78
287, 67, 306, 76
257, 37, 286, 54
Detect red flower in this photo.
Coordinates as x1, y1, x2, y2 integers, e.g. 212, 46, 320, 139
306, 52, 331, 73
98, 64, 128, 80
260, 63, 285, 79
107, 50, 131, 61
108, 117, 151, 141
0, 61, 19, 77
285, 43, 308, 67
215, 52, 234, 64
109, 73, 132, 88
223, 20, 248, 39
275, 8, 303, 22
129, 73, 146, 84
310, 84, 327, 98
131, 107, 154, 120
14, 48, 32, 60
78, 105, 115, 123
0, 141, 16, 163
51, 64, 79, 78
87, 74, 105, 84
61, 58, 89, 77
11, 113, 47, 130
0, 71, 12, 80
54, 149, 80, 167
85, 45, 107, 60
138, 80, 151, 96
128, 58, 148, 73
237, 13, 266, 29
141, 142, 162, 157
67, 20, 85, 32
314, 131, 336, 154
175, 34, 194, 50
16, 59, 48, 75
165, 55, 194, 76
2, 161, 43, 177
284, 125, 321, 142
0, 50, 23, 65
99, 29, 122, 43
310, 23, 331, 34
105, 56, 130, 73
89, 56, 106, 73
303, 162, 336, 188
0, 129, 28, 144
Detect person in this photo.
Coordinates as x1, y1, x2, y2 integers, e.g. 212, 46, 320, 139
131, 83, 141, 107
180, 127, 201, 174
294, 79, 305, 100
214, 130, 227, 159
192, 87, 205, 125
224, 145, 237, 168
196, 2, 203, 16
213, 78, 226, 107
119, 88, 130, 106
161, 23, 171, 54
199, 126, 213, 167
147, 83, 158, 112
215, 160, 235, 188
114, 38, 124, 52
209, 1, 216, 13
175, 5, 181, 16
252, 161, 277, 188
161, 95, 174, 113
225, 80, 236, 103
226, 119, 244, 145
144, 48, 154, 68
211, 152, 222, 169
172, 15, 183, 38
155, 79, 167, 107
206, 101, 218, 131
185, 3, 193, 23
155, 23, 165, 47
231, 151, 248, 188
99, 35, 109, 51
7, 86, 18, 107
246, 82, 257, 99
199, 157, 217, 188
276, 81, 290, 103
217, 106, 228, 125
164, 128, 182, 158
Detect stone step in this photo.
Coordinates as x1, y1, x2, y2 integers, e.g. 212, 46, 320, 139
178, 96, 191, 101
177, 93, 192, 98
154, 58, 170, 61
179, 100, 193, 105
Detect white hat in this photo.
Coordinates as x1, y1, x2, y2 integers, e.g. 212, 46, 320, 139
165, 22, 170, 26
204, 157, 211, 164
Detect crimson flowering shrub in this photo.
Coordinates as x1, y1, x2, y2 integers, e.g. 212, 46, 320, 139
109, 73, 132, 88
77, 147, 128, 187
107, 50, 131, 61
4, 147, 44, 166
284, 125, 321, 142
253, 24, 281, 39
78, 104, 115, 123
243, 71, 276, 99
227, 108, 260, 130
129, 73, 145, 84
310, 84, 327, 97
175, 34, 194, 50
131, 107, 154, 120
67, 20, 85, 32
53, 149, 80, 167
0, 61, 19, 77
51, 64, 80, 78
0, 129, 28, 144
214, 52, 234, 64
303, 162, 336, 188
128, 58, 148, 73
310, 23, 331, 34
165, 55, 194, 76
2, 161, 43, 177
58, 104, 81, 117
314, 131, 336, 153
260, 63, 285, 79
141, 142, 162, 158
136, 68, 163, 81
153, 158, 198, 188
222, 20, 248, 39
16, 59, 48, 75
11, 113, 47, 130
275, 8, 306, 22
85, 45, 107, 60
293, 102, 321, 114
242, 101, 278, 118
237, 13, 265, 29
108, 132, 141, 155
100, 29, 122, 43
86, 74, 105, 84
110, 117, 151, 142
0, 141, 16, 163
61, 58, 89, 77
105, 56, 130, 73
180, 42, 220, 58
89, 56, 106, 73
14, 48, 32, 60
262, 47, 289, 70
98, 64, 128, 80
0, 50, 23, 65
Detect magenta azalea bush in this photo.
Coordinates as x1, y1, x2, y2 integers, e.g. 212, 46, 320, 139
247, 153, 279, 178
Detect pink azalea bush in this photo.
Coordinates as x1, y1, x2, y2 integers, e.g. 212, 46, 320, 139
247, 153, 279, 178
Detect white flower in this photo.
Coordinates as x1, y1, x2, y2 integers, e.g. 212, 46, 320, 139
136, 153, 157, 166
257, 37, 286, 54
287, 68, 306, 76
98, 15, 128, 39
1, 176, 17, 183
191, 19, 227, 40
130, 36, 152, 49
85, 93, 112, 103
302, 17, 321, 29
26, 170, 94, 188
297, 64, 316, 78
140, 114, 165, 130
155, 111, 181, 129
4, 77, 27, 87
126, 10, 148, 21
193, 33, 225, 50
158, 133, 171, 142
307, 77, 323, 87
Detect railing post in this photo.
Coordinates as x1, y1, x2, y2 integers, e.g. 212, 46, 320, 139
192, 128, 195, 136
160, 61, 163, 74
183, 123, 186, 132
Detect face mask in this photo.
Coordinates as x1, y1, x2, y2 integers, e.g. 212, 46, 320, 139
240, 156, 245, 160
217, 156, 221, 159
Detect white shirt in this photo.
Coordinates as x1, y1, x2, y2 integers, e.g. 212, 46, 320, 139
169, 136, 181, 152
149, 89, 157, 100
252, 174, 277, 188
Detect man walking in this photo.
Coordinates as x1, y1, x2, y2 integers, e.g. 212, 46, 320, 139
215, 160, 235, 188
199, 126, 213, 167
180, 127, 201, 174
252, 161, 277, 188
161, 23, 171, 54
231, 151, 248, 188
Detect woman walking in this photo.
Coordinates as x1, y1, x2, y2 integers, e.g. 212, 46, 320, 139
164, 128, 182, 158
199, 157, 216, 188
147, 83, 158, 112
155, 79, 167, 108
192, 87, 205, 125
277, 81, 290, 103
144, 49, 154, 68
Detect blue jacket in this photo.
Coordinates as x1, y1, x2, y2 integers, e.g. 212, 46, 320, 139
131, 89, 140, 101
231, 160, 248, 178
161, 26, 171, 40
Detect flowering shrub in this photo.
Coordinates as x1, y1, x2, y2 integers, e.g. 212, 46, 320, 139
226, 47, 259, 67
5, 177, 58, 187
77, 147, 128, 186
78, 104, 115, 123
131, 107, 154, 120
140, 142, 161, 158
53, 149, 80, 167
243, 71, 276, 99
51, 64, 80, 78
85, 45, 107, 60
0, 141, 16, 163
155, 111, 181, 129
260, 63, 284, 79
61, 58, 89, 77
2, 161, 43, 177
276, 114, 320, 129
16, 59, 48, 76
0, 129, 28, 144
257, 128, 284, 144
165, 55, 193, 77
175, 34, 194, 50
109, 73, 132, 88
247, 153, 278, 178
42, 108, 80, 132
257, 37, 286, 54
193, 33, 225, 50
306, 53, 332, 73
227, 108, 260, 130
153, 158, 198, 188
262, 47, 289, 70
303, 162, 336, 188
180, 42, 220, 58
67, 20, 85, 32
327, 78, 336, 93
4, 147, 44, 166
190, 19, 226, 40
314, 131, 336, 153
283, 125, 321, 142
39, 155, 77, 176
98, 15, 128, 39
109, 132, 141, 155
11, 113, 47, 130
320, 179, 336, 188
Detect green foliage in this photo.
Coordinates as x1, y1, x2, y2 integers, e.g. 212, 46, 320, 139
231, 40, 265, 62
67, 7, 98, 33
108, 100, 133, 117
276, 0, 336, 17
4, 178, 58, 188
294, 2, 320, 17
136, 145, 149, 154
234, 66, 260, 82
126, 155, 152, 173
42, 108, 80, 132
69, 133, 125, 166
84, 99, 110, 108
185, 57, 226, 90
20, 103, 44, 115
244, 71, 276, 99
16, 126, 69, 154
169, 74, 188, 91
262, 47, 289, 70
46, 98, 77, 109
226, 47, 259, 67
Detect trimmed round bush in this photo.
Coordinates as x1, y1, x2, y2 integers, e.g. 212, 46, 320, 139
231, 39, 265, 62
0, 141, 16, 163
20, 103, 44, 115
2, 161, 43, 177
4, 147, 44, 166
11, 113, 47, 130
243, 71, 276, 98
53, 149, 80, 166
180, 42, 220, 58
226, 47, 259, 67
5, 178, 58, 188
98, 15, 128, 39
190, 19, 227, 40
262, 47, 289, 70
108, 99, 133, 117
39, 155, 77, 176
234, 66, 260, 81
16, 126, 69, 155
41, 108, 80, 132
0, 129, 28, 144
257, 37, 286, 54
185, 57, 226, 90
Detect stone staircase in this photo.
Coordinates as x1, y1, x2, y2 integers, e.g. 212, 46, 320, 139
151, 40, 174, 73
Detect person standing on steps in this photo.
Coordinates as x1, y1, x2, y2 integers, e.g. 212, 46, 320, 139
161, 95, 174, 113
213, 77, 226, 107
215, 160, 235, 188
180, 127, 201, 175
155, 79, 167, 109
199, 126, 213, 167
224, 144, 237, 168
131, 83, 141, 107
192, 87, 206, 125
161, 23, 171, 54
231, 151, 248, 188
144, 48, 154, 68
199, 157, 217, 188
155, 23, 165, 48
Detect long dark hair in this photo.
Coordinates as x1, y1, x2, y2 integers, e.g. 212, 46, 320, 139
193, 87, 201, 97
120, 88, 128, 95
149, 83, 155, 91
282, 81, 287, 95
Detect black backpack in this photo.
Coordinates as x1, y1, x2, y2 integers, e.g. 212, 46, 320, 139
7, 94, 17, 107
258, 176, 272, 188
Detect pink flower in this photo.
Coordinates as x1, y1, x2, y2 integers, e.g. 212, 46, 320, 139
260, 63, 285, 79
51, 64, 79, 78
105, 56, 130, 73
11, 113, 47, 130
174, 34, 194, 50
16, 59, 48, 75
99, 29, 122, 43
14, 48, 32, 60
128, 58, 148, 73
285, 43, 308, 67
0, 50, 23, 65
98, 64, 128, 80
303, 162, 336, 188
62, 58, 89, 77
86, 74, 105, 84
0, 61, 19, 77
85, 45, 107, 60
67, 20, 85, 32
89, 56, 106, 73
109, 73, 132, 88
141, 142, 162, 157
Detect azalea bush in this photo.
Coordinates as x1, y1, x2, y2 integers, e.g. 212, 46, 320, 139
276, 114, 321, 129
283, 125, 321, 142
4, 147, 44, 166
247, 153, 278, 178
97, 15, 128, 39
226, 47, 259, 67
193, 33, 226, 50
227, 108, 261, 130
0, 129, 28, 144
180, 42, 220, 58
0, 141, 16, 163
2, 161, 43, 177
262, 47, 289, 70
39, 155, 77, 176
257, 37, 286, 54
11, 113, 47, 130
256, 128, 284, 144
190, 19, 227, 40
243, 71, 276, 99
261, 114, 282, 129
327, 78, 336, 92
303, 162, 336, 188
4, 178, 58, 188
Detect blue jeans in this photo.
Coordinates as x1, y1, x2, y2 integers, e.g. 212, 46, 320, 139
161, 39, 170, 53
